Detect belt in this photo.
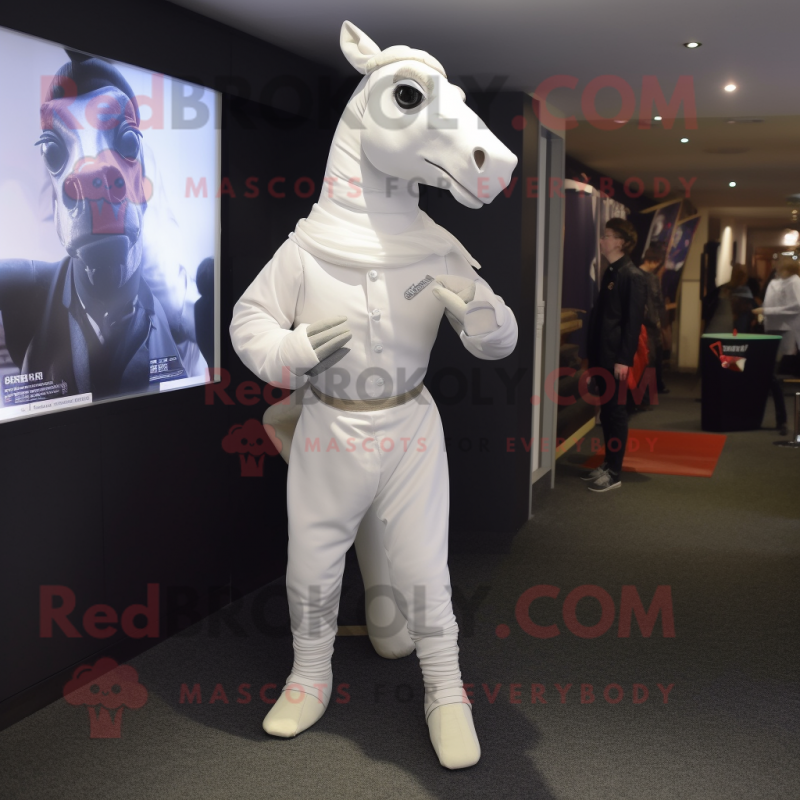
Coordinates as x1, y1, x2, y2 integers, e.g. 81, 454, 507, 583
309, 382, 424, 412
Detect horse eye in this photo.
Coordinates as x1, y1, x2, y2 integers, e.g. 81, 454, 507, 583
42, 140, 67, 173
117, 129, 141, 160
394, 84, 424, 110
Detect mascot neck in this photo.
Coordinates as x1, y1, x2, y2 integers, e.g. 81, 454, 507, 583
318, 83, 420, 236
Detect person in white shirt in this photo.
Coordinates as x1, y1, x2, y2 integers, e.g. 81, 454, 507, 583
759, 257, 800, 434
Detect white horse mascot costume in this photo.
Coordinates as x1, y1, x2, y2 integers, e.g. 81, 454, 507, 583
231, 21, 518, 769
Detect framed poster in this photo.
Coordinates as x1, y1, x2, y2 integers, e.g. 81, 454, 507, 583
0, 25, 220, 423
643, 199, 681, 255
662, 215, 701, 302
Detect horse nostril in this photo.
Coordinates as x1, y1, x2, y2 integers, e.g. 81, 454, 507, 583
473, 148, 486, 171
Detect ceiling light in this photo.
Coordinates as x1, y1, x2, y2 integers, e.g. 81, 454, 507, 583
724, 83, 737, 92
680, 138, 689, 143
729, 181, 736, 187
654, 115, 663, 121
683, 42, 701, 48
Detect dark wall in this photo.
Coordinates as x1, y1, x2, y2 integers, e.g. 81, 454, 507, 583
0, 0, 342, 730
565, 154, 655, 266
423, 92, 538, 543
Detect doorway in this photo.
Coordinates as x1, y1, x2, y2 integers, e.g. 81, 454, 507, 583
529, 124, 566, 504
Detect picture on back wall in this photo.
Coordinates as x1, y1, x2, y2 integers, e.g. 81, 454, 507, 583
643, 199, 681, 255
662, 215, 701, 303
0, 25, 220, 423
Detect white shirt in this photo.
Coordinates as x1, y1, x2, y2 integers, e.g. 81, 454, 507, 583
763, 273, 800, 353
230, 239, 518, 400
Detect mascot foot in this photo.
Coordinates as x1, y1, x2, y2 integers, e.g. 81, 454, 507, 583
262, 673, 332, 738
427, 703, 481, 770
368, 621, 415, 659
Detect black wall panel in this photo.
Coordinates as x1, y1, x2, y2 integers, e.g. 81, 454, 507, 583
0, 0, 338, 729
423, 92, 536, 543
0, 422, 105, 701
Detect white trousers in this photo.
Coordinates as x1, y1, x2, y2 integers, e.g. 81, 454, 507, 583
285, 386, 465, 718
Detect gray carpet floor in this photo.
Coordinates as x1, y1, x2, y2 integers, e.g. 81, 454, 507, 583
1, 374, 798, 799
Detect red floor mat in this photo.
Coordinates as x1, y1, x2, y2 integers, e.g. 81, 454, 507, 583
582, 429, 727, 477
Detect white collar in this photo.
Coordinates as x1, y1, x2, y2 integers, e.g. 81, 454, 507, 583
289, 202, 480, 270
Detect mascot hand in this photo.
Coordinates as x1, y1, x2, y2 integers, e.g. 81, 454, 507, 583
432, 275, 500, 337
305, 315, 352, 376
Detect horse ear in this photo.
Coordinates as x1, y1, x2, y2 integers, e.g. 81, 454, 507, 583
340, 21, 381, 74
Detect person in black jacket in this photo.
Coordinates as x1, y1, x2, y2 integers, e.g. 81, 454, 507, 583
582, 218, 647, 492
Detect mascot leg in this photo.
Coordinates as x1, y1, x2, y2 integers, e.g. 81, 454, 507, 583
354, 507, 416, 659
262, 399, 374, 738
372, 391, 481, 769
264, 388, 414, 660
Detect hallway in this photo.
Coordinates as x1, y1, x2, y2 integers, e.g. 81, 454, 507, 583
1, 376, 797, 799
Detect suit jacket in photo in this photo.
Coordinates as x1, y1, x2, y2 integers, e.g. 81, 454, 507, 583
0, 256, 185, 401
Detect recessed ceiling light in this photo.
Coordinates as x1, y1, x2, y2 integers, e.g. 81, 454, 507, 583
683, 42, 701, 48
729, 181, 737, 187
680, 138, 689, 143
654, 115, 663, 121
725, 83, 737, 92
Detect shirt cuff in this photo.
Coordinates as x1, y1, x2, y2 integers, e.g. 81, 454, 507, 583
278, 323, 319, 377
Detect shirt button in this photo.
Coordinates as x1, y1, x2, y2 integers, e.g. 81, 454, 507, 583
368, 270, 378, 281
374, 345, 383, 353
371, 309, 381, 320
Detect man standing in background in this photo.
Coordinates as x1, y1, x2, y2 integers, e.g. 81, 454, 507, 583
583, 218, 647, 492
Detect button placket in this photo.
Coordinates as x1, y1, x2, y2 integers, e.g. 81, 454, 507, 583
365, 269, 388, 394
366, 271, 386, 355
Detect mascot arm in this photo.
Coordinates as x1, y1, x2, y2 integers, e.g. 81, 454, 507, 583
230, 241, 320, 389
432, 253, 518, 361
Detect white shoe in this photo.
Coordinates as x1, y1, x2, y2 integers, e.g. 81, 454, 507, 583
262, 673, 332, 738
581, 462, 609, 481
587, 471, 622, 493
427, 703, 481, 769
